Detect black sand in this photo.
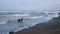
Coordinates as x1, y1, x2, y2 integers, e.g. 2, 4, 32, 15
14, 16, 60, 34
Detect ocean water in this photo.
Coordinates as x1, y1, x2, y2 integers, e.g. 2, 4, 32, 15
0, 11, 59, 34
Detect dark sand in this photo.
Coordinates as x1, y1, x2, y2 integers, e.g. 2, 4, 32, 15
14, 16, 60, 34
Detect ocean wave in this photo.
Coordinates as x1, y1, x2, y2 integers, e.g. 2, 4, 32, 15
0, 11, 59, 34
12, 14, 30, 16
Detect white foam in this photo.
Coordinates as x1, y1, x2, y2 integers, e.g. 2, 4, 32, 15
2, 32, 9, 34
48, 13, 59, 17
0, 22, 7, 24
29, 16, 43, 19
12, 14, 30, 16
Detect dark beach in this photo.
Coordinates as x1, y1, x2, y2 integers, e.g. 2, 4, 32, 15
14, 15, 60, 34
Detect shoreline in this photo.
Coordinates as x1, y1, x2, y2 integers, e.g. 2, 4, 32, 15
14, 16, 60, 34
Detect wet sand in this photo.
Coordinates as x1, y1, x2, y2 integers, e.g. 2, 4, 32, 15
14, 16, 60, 34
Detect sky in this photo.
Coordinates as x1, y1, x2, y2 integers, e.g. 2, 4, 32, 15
0, 0, 60, 10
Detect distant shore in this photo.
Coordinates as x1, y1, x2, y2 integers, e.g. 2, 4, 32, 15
14, 16, 60, 34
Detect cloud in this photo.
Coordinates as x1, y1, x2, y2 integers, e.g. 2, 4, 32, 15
0, 0, 60, 10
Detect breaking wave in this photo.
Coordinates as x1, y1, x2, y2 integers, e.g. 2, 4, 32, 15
0, 11, 59, 34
